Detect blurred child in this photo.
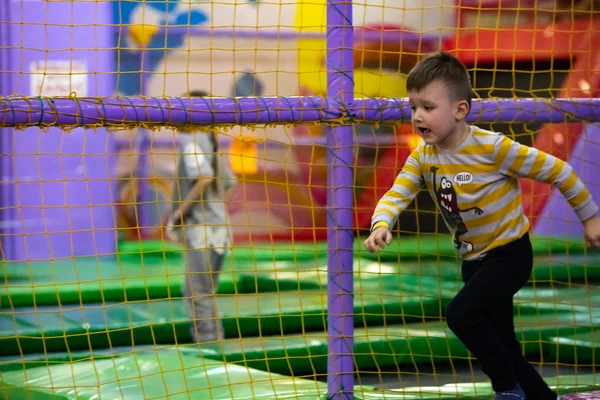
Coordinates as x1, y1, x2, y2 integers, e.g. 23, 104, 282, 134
166, 90, 238, 343
364, 52, 600, 400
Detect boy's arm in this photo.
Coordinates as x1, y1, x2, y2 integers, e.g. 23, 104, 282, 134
172, 177, 213, 222
223, 159, 238, 194
371, 147, 425, 231
495, 135, 599, 222
169, 142, 216, 223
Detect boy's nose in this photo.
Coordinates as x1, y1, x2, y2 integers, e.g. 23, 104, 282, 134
413, 110, 423, 122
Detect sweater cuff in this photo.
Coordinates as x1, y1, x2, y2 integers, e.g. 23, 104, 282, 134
575, 199, 600, 222
371, 221, 390, 232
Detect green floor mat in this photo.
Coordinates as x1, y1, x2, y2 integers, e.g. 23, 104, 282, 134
0, 345, 164, 373
356, 374, 600, 399
0, 257, 332, 308
251, 258, 460, 293
118, 235, 592, 264
2, 346, 597, 399
0, 288, 441, 356
1, 257, 458, 308
191, 322, 467, 376
173, 314, 600, 376
1, 258, 219, 308
118, 239, 329, 263
514, 286, 600, 315
531, 254, 600, 283
0, 349, 330, 399
355, 235, 591, 262
545, 330, 600, 364
6, 248, 597, 311
393, 276, 600, 316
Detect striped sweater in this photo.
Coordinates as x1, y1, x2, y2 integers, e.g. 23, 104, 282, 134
371, 125, 599, 260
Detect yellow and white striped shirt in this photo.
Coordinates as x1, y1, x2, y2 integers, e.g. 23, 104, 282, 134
371, 126, 599, 260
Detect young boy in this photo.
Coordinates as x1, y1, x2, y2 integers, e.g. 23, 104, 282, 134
166, 90, 238, 343
364, 52, 600, 400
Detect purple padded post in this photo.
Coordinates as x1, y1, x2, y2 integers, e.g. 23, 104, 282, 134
2, 97, 599, 126
325, 0, 355, 398
137, 50, 152, 237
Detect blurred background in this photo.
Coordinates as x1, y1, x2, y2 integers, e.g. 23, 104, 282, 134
1, 0, 600, 398
1, 0, 598, 261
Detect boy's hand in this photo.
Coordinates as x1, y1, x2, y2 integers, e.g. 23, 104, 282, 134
364, 226, 393, 253
164, 212, 183, 242
583, 216, 600, 249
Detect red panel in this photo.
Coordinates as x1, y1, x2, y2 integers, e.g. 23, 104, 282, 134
520, 43, 600, 226
353, 125, 414, 232
444, 17, 600, 65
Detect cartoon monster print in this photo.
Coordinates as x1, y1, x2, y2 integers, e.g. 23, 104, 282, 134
430, 166, 483, 252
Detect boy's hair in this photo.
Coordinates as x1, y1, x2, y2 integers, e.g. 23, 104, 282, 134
406, 52, 473, 110
187, 90, 209, 97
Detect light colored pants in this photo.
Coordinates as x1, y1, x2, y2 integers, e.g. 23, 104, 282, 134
184, 246, 225, 343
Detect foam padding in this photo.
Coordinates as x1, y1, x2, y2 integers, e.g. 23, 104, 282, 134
0, 289, 441, 356
0, 257, 332, 308
118, 239, 328, 262
514, 286, 600, 315
0, 257, 459, 309
393, 276, 598, 316
530, 254, 600, 283
355, 235, 590, 262
180, 314, 600, 376
545, 330, 600, 364
119, 235, 591, 263
0, 349, 329, 399
355, 374, 600, 399
2, 347, 598, 399
1, 258, 191, 308
248, 258, 460, 293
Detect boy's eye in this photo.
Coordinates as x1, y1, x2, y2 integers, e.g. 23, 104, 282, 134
424, 106, 433, 111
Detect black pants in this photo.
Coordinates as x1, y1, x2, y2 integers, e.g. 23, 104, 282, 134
446, 233, 557, 399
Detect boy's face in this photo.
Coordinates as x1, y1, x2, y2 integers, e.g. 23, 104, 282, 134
408, 79, 466, 147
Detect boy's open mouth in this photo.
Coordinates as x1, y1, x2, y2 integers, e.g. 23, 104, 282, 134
418, 127, 431, 135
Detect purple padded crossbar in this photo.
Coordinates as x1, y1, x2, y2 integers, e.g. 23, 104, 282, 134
2, 97, 599, 127
141, 26, 437, 45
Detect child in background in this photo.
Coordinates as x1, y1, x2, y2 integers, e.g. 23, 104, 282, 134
166, 90, 238, 343
364, 52, 600, 400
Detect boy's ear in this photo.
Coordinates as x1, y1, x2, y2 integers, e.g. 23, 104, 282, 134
455, 100, 470, 121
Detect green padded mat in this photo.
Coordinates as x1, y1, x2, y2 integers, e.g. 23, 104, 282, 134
1, 258, 193, 308
0, 288, 441, 356
514, 286, 600, 315
354, 235, 592, 261
0, 257, 325, 308
391, 275, 600, 316
0, 257, 459, 308
530, 254, 600, 283
5, 249, 598, 310
117, 235, 593, 263
4, 312, 594, 377
355, 374, 600, 399
0, 349, 330, 399
545, 330, 600, 364
1, 346, 598, 399
118, 239, 328, 262
173, 314, 600, 376
5, 245, 598, 310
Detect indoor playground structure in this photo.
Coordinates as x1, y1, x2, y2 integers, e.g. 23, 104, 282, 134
1, 0, 600, 398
